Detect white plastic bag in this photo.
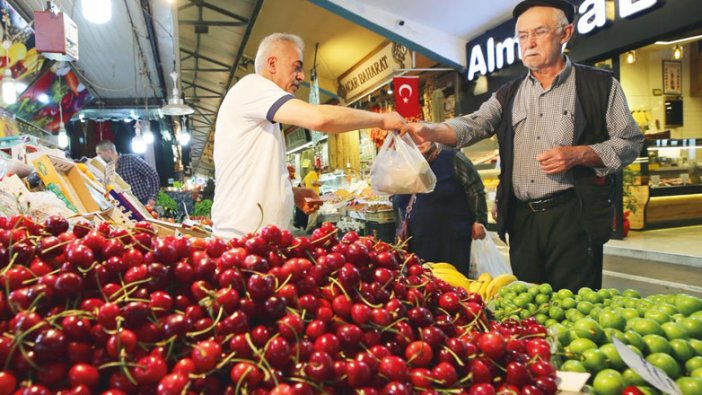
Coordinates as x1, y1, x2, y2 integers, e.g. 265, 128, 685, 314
370, 133, 436, 195
469, 236, 512, 279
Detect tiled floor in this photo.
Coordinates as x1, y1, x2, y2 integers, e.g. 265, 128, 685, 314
604, 225, 702, 267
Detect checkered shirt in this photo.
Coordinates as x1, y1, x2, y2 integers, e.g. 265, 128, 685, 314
116, 154, 160, 204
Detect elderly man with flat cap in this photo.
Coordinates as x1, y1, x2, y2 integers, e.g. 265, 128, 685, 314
408, 0, 643, 291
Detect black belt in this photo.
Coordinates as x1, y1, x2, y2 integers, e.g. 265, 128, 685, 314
517, 189, 575, 212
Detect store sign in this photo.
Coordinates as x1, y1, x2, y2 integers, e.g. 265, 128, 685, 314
466, 0, 663, 80
337, 42, 409, 103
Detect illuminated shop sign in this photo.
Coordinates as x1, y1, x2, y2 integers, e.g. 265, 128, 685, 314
466, 0, 662, 80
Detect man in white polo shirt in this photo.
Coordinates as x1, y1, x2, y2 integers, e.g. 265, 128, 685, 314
213, 33, 408, 239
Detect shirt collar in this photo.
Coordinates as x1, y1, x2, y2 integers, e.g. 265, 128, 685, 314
526, 55, 573, 87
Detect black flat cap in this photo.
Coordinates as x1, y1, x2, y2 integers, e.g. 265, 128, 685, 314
513, 0, 576, 23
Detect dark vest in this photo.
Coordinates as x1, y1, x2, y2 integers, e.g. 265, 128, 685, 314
494, 64, 615, 245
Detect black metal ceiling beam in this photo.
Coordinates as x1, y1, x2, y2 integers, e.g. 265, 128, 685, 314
182, 80, 220, 95
193, 0, 263, 175
186, 0, 249, 23
140, 0, 168, 100
182, 68, 229, 72
179, 20, 246, 27
191, 103, 219, 113
222, 0, 263, 96
193, 5, 204, 107
180, 48, 231, 69
185, 95, 221, 99
192, 118, 213, 126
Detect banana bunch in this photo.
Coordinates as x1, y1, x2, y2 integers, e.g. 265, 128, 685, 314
424, 262, 518, 301
424, 262, 474, 291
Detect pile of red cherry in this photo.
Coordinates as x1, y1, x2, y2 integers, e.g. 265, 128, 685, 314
0, 216, 557, 395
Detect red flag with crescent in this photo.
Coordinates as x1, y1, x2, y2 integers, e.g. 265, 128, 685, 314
393, 76, 420, 118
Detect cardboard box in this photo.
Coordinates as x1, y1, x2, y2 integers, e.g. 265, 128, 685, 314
32, 155, 100, 213
87, 157, 131, 193
145, 218, 211, 239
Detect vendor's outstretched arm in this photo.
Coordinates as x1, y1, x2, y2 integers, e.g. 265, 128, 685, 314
274, 98, 408, 134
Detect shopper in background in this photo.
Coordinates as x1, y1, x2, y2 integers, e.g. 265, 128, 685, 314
95, 140, 160, 210
406, 0, 644, 291
212, 32, 408, 239
302, 164, 323, 231
394, 142, 487, 276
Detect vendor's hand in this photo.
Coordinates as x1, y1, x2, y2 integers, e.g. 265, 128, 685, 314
293, 187, 323, 214
146, 199, 156, 211
472, 222, 486, 240
491, 202, 498, 221
380, 112, 409, 134
405, 122, 430, 144
537, 146, 580, 174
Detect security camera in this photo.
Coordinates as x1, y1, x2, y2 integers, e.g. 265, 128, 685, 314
396, 19, 405, 27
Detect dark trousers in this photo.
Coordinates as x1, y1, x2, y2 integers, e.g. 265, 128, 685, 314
507, 195, 603, 292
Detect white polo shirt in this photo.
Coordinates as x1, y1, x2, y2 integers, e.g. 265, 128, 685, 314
212, 74, 295, 239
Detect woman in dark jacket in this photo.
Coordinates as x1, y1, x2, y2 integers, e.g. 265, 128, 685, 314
394, 141, 488, 277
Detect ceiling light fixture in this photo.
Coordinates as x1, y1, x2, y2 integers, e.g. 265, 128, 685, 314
177, 117, 191, 146
131, 121, 147, 154
82, 0, 112, 25
162, 72, 194, 116
142, 120, 155, 144
625, 50, 637, 64
57, 76, 68, 149
673, 45, 684, 60
1, 41, 16, 105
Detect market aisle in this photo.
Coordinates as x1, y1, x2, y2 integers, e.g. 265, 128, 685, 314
491, 232, 702, 297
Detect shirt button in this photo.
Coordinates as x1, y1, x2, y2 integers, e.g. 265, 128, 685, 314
539, 113, 543, 117
531, 180, 535, 183
537, 136, 541, 140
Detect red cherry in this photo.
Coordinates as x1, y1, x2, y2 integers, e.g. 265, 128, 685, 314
469, 383, 496, 395
157, 373, 189, 395
68, 363, 99, 388
191, 340, 222, 373
379, 355, 409, 382
405, 341, 433, 367
477, 331, 506, 360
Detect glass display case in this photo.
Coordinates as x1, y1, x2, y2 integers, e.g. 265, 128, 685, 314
624, 138, 702, 229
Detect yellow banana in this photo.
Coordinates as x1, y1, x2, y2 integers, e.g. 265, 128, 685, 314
430, 262, 458, 272
477, 272, 493, 299
485, 273, 518, 300
431, 270, 473, 291
468, 280, 483, 294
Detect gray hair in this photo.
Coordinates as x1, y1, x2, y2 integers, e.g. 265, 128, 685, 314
254, 33, 304, 74
96, 140, 116, 153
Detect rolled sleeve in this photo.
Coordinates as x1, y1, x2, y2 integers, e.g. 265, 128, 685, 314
589, 79, 644, 176
442, 93, 503, 148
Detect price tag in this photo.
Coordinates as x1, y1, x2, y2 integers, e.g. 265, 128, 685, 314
556, 371, 590, 394
612, 337, 682, 395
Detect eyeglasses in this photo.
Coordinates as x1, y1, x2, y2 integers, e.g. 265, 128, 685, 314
516, 25, 566, 42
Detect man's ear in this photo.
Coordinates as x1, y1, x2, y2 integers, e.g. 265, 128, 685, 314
560, 24, 574, 46
267, 56, 277, 74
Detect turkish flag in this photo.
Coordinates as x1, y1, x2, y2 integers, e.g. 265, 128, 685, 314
393, 76, 421, 118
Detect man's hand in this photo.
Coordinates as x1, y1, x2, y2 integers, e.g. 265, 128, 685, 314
491, 202, 498, 221
537, 146, 604, 175
380, 112, 409, 133
405, 122, 430, 144
293, 187, 323, 214
146, 199, 156, 211
472, 222, 486, 240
